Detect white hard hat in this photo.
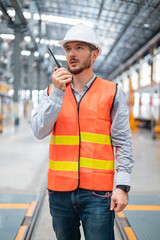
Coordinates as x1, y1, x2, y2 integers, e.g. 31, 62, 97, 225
59, 24, 102, 55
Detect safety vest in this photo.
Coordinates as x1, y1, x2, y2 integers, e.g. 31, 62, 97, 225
47, 78, 116, 191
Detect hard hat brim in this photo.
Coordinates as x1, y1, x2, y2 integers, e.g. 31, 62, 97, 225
58, 39, 102, 55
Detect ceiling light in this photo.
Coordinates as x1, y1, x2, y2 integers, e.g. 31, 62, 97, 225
35, 14, 93, 27
5, 10, 93, 27
144, 24, 150, 28
7, 10, 31, 19
34, 52, 39, 57
21, 50, 31, 56
23, 12, 31, 19
24, 36, 31, 42
55, 55, 66, 61
49, 40, 60, 46
45, 53, 49, 58
40, 39, 45, 44
35, 38, 60, 47
35, 38, 40, 43
41, 14, 48, 21
33, 13, 40, 21
45, 40, 49, 45
0, 34, 15, 40
7, 9, 15, 17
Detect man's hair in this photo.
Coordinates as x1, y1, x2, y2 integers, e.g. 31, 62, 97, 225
87, 43, 99, 53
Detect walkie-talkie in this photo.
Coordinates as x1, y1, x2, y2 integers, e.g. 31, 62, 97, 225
48, 47, 71, 87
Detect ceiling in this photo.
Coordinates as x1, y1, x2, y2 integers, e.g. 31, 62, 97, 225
0, 0, 160, 84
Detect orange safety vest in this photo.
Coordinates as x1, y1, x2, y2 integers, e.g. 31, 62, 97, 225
47, 78, 116, 191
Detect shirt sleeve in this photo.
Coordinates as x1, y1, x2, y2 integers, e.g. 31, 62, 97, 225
31, 85, 65, 139
111, 85, 134, 186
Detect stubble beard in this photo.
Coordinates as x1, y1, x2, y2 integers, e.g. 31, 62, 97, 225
67, 53, 91, 75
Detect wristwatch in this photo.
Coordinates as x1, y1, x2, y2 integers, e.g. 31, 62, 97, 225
116, 185, 130, 193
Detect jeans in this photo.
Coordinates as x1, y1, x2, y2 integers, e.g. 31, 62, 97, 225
48, 188, 115, 240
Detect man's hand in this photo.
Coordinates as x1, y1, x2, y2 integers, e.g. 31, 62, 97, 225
110, 188, 128, 212
52, 67, 72, 91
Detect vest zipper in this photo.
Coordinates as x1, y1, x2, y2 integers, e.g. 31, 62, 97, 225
71, 77, 97, 190
77, 102, 81, 189
71, 92, 81, 189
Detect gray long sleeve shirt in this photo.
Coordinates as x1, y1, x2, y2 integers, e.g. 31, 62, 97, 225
31, 74, 134, 186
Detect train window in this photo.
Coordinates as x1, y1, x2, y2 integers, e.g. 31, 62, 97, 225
133, 92, 140, 118
130, 70, 139, 90
153, 53, 160, 83
141, 93, 150, 105
122, 77, 129, 92
140, 62, 151, 87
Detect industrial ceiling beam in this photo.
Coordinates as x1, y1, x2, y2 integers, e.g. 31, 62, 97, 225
0, 1, 14, 24
97, 0, 105, 20
101, 0, 154, 65
103, 0, 160, 78
107, 32, 160, 80
34, 0, 42, 15
10, 0, 27, 26
9, 0, 37, 49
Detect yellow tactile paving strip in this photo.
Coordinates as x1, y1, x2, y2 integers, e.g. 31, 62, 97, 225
0, 203, 30, 209
15, 226, 28, 240
25, 201, 37, 217
125, 205, 160, 211
124, 227, 137, 240
117, 211, 125, 218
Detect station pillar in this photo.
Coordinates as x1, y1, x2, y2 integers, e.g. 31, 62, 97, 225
13, 26, 22, 126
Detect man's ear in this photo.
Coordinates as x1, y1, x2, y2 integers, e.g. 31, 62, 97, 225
92, 50, 99, 62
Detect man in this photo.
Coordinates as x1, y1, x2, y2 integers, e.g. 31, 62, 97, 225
31, 24, 134, 240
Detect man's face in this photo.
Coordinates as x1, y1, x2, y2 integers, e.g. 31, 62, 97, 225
65, 41, 93, 75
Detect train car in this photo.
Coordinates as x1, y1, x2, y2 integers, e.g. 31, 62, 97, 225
133, 83, 160, 128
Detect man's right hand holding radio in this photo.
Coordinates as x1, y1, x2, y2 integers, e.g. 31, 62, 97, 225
52, 67, 72, 91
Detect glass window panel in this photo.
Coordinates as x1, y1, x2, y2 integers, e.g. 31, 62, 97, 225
130, 70, 139, 90
140, 62, 151, 87
154, 53, 160, 83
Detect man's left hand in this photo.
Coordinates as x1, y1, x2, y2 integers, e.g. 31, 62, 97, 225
110, 188, 128, 212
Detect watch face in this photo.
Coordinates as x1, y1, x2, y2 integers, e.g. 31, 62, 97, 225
117, 185, 130, 192
125, 186, 130, 192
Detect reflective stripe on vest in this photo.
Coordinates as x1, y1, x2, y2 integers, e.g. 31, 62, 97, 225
50, 132, 111, 145
49, 158, 114, 171
50, 135, 79, 145
47, 78, 116, 191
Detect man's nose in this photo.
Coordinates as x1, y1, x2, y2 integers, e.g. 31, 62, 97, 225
69, 48, 76, 56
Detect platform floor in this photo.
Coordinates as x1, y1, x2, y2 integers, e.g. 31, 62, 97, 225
0, 120, 160, 239
131, 129, 160, 196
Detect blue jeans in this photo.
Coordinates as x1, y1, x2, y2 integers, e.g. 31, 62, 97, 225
48, 188, 115, 240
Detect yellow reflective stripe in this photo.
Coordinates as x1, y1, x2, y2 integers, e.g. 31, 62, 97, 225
50, 135, 79, 145
81, 132, 111, 145
49, 160, 78, 171
49, 158, 114, 171
80, 157, 114, 170
50, 133, 111, 145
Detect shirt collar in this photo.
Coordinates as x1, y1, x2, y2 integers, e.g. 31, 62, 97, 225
71, 73, 96, 91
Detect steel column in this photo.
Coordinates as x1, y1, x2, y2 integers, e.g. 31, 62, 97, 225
13, 13, 22, 125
